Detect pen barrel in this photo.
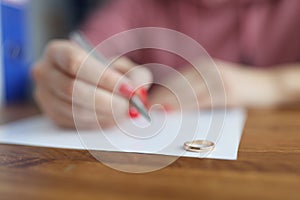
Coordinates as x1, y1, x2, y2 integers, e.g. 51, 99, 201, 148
130, 95, 151, 122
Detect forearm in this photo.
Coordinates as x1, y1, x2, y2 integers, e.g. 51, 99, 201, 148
274, 63, 300, 105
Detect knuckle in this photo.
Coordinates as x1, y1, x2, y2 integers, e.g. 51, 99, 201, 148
94, 97, 108, 114
64, 79, 75, 97
67, 54, 83, 75
46, 40, 83, 76
32, 62, 45, 81
100, 69, 119, 86
45, 40, 63, 56
95, 102, 113, 117
99, 71, 109, 84
116, 56, 133, 66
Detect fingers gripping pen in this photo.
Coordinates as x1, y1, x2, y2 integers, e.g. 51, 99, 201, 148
70, 31, 151, 122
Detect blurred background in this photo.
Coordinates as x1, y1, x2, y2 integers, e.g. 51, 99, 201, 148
0, 0, 107, 105
29, 0, 106, 59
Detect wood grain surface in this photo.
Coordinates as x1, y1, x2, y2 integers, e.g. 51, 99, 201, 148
0, 104, 299, 200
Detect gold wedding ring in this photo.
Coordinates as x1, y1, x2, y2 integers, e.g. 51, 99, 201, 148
184, 140, 215, 153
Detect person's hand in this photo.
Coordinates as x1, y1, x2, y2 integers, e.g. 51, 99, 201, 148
213, 60, 283, 108
32, 40, 153, 129
149, 59, 283, 110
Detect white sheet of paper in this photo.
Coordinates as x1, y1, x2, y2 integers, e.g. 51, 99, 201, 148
0, 109, 246, 160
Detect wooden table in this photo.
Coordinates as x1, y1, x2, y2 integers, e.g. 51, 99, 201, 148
0, 104, 299, 200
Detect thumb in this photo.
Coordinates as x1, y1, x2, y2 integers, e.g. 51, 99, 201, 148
112, 57, 153, 90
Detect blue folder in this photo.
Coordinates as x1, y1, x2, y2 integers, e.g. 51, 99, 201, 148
1, 1, 31, 104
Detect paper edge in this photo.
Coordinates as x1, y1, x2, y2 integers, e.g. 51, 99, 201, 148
0, 109, 247, 161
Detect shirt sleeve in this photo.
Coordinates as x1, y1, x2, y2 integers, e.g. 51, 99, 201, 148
80, 0, 143, 51
79, 0, 187, 68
